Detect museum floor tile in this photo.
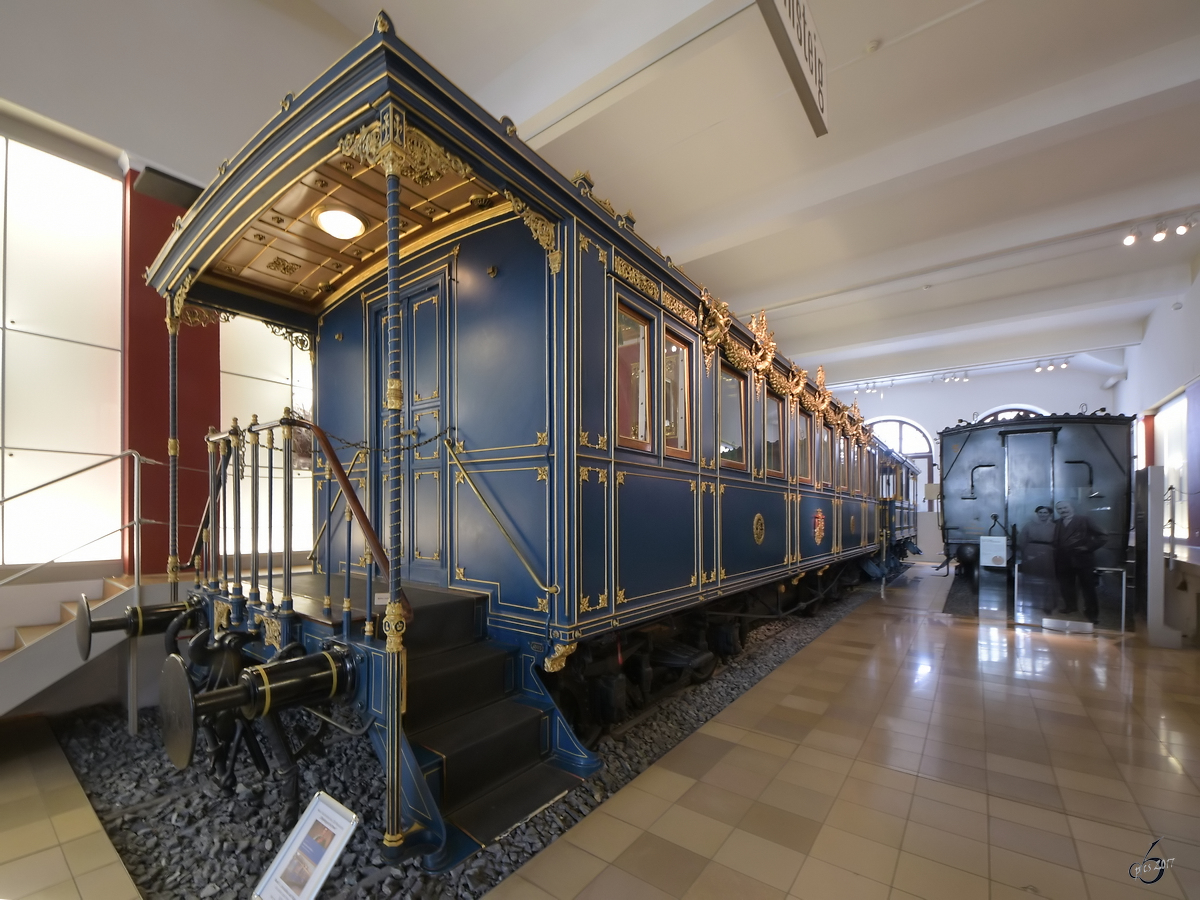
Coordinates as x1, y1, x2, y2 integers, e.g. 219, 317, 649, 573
0, 717, 138, 900
486, 562, 1200, 900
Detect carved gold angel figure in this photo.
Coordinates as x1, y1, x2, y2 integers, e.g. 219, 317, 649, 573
746, 310, 777, 396
700, 289, 731, 375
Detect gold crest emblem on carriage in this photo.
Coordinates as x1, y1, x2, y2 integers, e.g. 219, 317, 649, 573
813, 509, 826, 546
753, 513, 765, 545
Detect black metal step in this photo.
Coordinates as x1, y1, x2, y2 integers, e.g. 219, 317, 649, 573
411, 699, 543, 810
450, 762, 580, 846
404, 643, 511, 732
284, 573, 485, 658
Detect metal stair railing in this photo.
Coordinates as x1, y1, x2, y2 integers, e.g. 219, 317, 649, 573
0, 449, 150, 734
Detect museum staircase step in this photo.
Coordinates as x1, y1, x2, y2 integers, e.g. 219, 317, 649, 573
0, 577, 163, 717
402, 588, 579, 845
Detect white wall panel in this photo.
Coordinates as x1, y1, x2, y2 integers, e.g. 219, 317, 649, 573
4, 330, 120, 455
3, 450, 121, 564
4, 142, 121, 350
220, 372, 292, 437
221, 316, 292, 383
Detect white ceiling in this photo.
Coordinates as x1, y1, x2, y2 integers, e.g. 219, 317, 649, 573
3, 0, 1199, 386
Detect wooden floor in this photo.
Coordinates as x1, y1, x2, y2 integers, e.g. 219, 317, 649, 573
486, 563, 1200, 900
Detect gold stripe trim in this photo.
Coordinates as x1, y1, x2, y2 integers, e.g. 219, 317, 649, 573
253, 665, 272, 717
323, 651, 338, 699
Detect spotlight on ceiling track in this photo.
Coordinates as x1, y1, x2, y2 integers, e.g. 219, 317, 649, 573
1047, 362, 1056, 370
1123, 228, 1139, 246
1060, 358, 1068, 369
1179, 217, 1197, 235
1154, 222, 1168, 242
1034, 362, 1043, 372
963, 373, 969, 382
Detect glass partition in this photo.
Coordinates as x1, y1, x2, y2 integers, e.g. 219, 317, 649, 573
765, 394, 784, 476
796, 411, 812, 482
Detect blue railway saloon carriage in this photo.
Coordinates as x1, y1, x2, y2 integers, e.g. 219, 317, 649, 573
136, 12, 893, 869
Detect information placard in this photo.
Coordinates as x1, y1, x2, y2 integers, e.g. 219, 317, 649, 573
253, 792, 358, 900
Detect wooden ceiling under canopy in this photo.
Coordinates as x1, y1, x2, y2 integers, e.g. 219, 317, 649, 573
201, 143, 500, 310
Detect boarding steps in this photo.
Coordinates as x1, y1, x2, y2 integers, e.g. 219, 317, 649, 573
0, 576, 170, 716
402, 585, 579, 847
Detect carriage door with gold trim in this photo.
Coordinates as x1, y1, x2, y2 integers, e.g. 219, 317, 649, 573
372, 280, 446, 583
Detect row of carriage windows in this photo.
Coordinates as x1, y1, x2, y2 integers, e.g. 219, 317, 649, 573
615, 301, 879, 492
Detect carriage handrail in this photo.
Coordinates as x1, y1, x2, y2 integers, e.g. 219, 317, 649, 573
214, 417, 390, 577
445, 440, 558, 596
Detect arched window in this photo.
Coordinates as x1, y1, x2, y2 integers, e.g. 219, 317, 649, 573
977, 403, 1050, 423
866, 416, 936, 511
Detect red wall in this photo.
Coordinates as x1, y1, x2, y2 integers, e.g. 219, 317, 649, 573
122, 171, 220, 576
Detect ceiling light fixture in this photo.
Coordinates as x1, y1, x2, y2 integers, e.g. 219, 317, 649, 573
1034, 362, 1043, 372
963, 373, 970, 382
1046, 362, 1056, 370
1179, 217, 1197, 235
1059, 358, 1068, 369
1123, 228, 1139, 246
312, 206, 367, 240
1154, 222, 1168, 242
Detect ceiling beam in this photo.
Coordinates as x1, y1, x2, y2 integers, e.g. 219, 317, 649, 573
662, 32, 1200, 265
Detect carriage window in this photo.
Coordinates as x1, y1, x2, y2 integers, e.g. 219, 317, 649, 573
617, 305, 651, 451
838, 437, 850, 489
819, 425, 832, 485
796, 411, 811, 482
850, 443, 860, 493
719, 365, 746, 468
663, 333, 690, 458
765, 395, 784, 476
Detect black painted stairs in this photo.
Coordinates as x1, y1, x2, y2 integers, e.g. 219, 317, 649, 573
402, 585, 579, 845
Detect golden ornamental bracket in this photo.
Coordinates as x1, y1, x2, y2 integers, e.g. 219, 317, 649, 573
504, 191, 561, 275
265, 322, 313, 353
180, 304, 234, 328
340, 105, 471, 186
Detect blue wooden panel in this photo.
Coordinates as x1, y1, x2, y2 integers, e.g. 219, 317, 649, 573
702, 481, 716, 584
867, 500, 878, 544
577, 230, 608, 446
316, 288, 370, 449
616, 470, 695, 602
700, 361, 716, 469
844, 499, 866, 549
453, 463, 549, 618
413, 471, 442, 563
411, 292, 441, 403
719, 483, 786, 578
577, 469, 609, 621
799, 493, 834, 559
454, 221, 547, 454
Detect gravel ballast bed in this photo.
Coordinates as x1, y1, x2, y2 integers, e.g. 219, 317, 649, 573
54, 586, 870, 900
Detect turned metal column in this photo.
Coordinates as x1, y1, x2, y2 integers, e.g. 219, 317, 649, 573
380, 121, 407, 861
165, 307, 180, 602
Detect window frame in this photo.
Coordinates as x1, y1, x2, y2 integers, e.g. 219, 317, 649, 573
615, 301, 653, 453
819, 424, 833, 486
718, 363, 748, 471
662, 330, 692, 460
764, 392, 785, 478
796, 409, 812, 484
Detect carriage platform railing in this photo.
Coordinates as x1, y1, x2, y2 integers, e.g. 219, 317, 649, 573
201, 408, 391, 638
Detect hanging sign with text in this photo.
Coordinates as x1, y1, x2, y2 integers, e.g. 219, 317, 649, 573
756, 0, 828, 136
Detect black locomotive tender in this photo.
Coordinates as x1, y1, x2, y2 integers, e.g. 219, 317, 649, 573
939, 409, 1133, 623
80, 13, 920, 871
